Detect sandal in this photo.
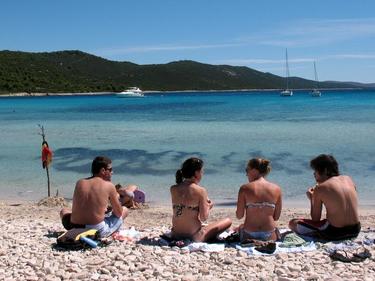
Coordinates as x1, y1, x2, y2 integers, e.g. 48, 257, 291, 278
255, 241, 276, 254
225, 231, 240, 243
329, 249, 371, 263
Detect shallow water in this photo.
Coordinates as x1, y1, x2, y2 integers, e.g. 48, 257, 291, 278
1, 90, 374, 204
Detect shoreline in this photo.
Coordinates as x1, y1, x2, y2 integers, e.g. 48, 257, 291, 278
0, 87, 368, 97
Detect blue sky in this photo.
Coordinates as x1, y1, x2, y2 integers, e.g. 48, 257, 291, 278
1, 0, 375, 83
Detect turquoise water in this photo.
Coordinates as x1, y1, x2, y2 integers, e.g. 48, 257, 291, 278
1, 90, 374, 204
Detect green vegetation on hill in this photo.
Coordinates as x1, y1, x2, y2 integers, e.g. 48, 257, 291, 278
0, 50, 372, 94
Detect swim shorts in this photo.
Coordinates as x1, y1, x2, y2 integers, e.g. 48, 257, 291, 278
62, 212, 123, 238
296, 219, 361, 241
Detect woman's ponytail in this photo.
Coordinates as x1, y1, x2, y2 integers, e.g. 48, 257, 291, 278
175, 169, 183, 184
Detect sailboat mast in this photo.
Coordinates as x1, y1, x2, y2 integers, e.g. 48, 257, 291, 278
314, 61, 319, 89
285, 49, 290, 90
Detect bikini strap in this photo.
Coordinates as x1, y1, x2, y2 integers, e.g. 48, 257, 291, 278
246, 202, 276, 209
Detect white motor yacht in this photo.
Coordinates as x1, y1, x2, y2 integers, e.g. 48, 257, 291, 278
116, 87, 144, 98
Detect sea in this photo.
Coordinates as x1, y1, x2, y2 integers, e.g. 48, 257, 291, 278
1, 90, 374, 206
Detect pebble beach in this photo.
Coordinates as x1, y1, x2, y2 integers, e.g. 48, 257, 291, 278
1, 199, 374, 281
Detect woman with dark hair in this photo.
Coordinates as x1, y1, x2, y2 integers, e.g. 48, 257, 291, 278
236, 158, 282, 241
289, 154, 360, 241
170, 157, 232, 242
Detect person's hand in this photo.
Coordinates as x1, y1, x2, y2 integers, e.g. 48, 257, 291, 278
306, 187, 314, 200
207, 198, 213, 209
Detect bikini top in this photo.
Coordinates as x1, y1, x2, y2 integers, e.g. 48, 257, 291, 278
173, 204, 199, 217
246, 202, 276, 209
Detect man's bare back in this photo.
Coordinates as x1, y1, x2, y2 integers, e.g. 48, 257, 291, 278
71, 176, 122, 225
289, 154, 360, 241
60, 156, 127, 237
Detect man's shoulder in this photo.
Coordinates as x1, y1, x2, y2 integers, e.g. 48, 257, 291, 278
78, 177, 115, 190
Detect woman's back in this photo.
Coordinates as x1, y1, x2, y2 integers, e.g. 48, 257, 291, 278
241, 178, 281, 231
170, 157, 232, 242
170, 182, 205, 237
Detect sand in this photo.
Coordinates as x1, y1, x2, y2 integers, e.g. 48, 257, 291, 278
0, 198, 374, 280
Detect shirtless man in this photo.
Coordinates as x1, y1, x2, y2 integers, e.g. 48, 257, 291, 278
289, 154, 360, 241
60, 156, 128, 237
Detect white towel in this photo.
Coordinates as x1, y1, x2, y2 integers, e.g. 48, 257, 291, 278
182, 242, 225, 252
236, 241, 317, 256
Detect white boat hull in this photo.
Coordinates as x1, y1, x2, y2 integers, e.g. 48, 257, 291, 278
280, 90, 293, 96
116, 87, 144, 98
311, 90, 321, 97
116, 92, 144, 98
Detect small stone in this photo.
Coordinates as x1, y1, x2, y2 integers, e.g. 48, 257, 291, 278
278, 277, 294, 281
223, 258, 233, 265
199, 267, 210, 275
100, 268, 110, 275
287, 265, 301, 272
275, 268, 286, 275
181, 274, 197, 281
306, 274, 319, 281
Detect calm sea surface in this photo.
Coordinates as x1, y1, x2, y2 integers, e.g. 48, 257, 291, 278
1, 90, 374, 205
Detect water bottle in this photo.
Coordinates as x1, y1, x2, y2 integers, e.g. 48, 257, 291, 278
80, 236, 98, 248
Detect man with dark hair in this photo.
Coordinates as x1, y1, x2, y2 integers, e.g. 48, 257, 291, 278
289, 154, 360, 241
60, 156, 128, 237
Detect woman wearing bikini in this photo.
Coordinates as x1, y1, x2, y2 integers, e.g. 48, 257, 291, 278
170, 157, 232, 242
236, 158, 282, 242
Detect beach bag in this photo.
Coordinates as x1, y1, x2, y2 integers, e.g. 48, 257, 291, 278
56, 228, 99, 250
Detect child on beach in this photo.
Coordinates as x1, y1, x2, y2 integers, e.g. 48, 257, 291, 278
289, 154, 361, 241
170, 157, 232, 242
115, 183, 145, 209
235, 158, 282, 242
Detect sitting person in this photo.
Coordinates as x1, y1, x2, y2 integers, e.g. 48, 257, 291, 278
236, 158, 282, 242
60, 156, 128, 238
115, 183, 143, 209
289, 154, 361, 241
170, 157, 232, 242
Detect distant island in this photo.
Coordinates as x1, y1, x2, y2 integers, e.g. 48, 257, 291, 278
0, 50, 374, 95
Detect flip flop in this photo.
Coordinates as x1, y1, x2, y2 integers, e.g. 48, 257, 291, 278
225, 231, 240, 243
329, 249, 371, 263
255, 241, 276, 254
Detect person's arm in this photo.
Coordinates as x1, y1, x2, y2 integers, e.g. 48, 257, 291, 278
198, 188, 210, 221
273, 188, 282, 221
236, 186, 245, 220
308, 185, 323, 221
109, 184, 124, 218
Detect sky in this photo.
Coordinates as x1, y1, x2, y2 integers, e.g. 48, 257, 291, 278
1, 0, 375, 83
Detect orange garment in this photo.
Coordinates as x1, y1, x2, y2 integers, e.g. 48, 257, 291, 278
42, 144, 53, 169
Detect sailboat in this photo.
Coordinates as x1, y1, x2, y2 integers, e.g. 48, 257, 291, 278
280, 49, 293, 96
311, 61, 321, 97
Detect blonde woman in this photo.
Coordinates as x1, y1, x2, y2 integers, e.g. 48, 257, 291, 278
236, 158, 282, 241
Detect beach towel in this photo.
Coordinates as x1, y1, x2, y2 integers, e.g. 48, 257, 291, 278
182, 242, 225, 252
236, 241, 317, 256
159, 231, 226, 252
234, 230, 318, 255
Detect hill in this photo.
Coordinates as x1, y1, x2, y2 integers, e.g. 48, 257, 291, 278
0, 50, 373, 94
